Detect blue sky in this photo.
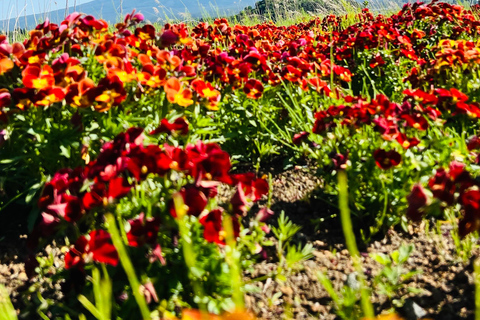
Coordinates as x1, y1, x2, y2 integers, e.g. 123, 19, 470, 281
0, 0, 93, 20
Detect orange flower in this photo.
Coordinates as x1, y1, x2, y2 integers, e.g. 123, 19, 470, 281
174, 89, 193, 107
89, 76, 126, 112
0, 58, 14, 75
34, 87, 65, 106
191, 79, 221, 110
22, 64, 55, 90
94, 89, 122, 112
165, 77, 182, 102
66, 78, 96, 108
164, 77, 194, 107
157, 50, 182, 70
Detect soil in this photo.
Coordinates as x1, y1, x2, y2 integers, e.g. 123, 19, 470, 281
0, 164, 478, 319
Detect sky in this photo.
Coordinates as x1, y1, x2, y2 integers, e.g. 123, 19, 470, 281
0, 0, 93, 20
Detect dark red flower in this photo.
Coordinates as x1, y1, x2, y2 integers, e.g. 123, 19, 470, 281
186, 141, 232, 184
467, 136, 480, 151
406, 184, 428, 221
127, 213, 160, 247
292, 132, 310, 145
243, 79, 264, 99
169, 185, 208, 218
373, 149, 401, 169
159, 30, 178, 47
150, 118, 189, 136
428, 168, 455, 205
459, 189, 480, 237
331, 152, 348, 170
65, 235, 89, 270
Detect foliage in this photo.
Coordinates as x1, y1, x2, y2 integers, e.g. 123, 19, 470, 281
0, 1, 480, 318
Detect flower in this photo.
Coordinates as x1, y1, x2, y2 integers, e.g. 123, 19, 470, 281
150, 118, 189, 136
243, 79, 264, 99
406, 184, 428, 221
64, 230, 118, 270
373, 149, 401, 169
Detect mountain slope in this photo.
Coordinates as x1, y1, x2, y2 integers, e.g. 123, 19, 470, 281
1, 0, 256, 31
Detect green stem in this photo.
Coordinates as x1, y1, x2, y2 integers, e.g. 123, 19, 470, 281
338, 170, 375, 319
223, 215, 244, 310
105, 213, 151, 320
172, 193, 206, 310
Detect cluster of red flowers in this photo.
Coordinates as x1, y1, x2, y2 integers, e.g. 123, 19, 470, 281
0, 7, 361, 119
312, 94, 422, 150
31, 122, 268, 271
406, 160, 480, 237
0, 0, 476, 126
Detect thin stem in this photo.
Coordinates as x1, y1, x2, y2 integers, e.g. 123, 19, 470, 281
172, 192, 206, 310
105, 213, 151, 320
338, 170, 375, 319
223, 215, 244, 310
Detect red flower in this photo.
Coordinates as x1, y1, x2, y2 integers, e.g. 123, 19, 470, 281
199, 209, 239, 245
64, 229, 118, 270
428, 168, 455, 205
169, 185, 208, 218
292, 131, 310, 145
396, 133, 420, 149
231, 173, 269, 201
186, 141, 232, 184
64, 235, 89, 270
150, 118, 189, 136
243, 79, 264, 99
459, 190, 480, 237
107, 176, 132, 200
127, 213, 160, 247
406, 184, 428, 221
126, 145, 172, 180
373, 149, 401, 169
88, 230, 118, 266
401, 113, 429, 130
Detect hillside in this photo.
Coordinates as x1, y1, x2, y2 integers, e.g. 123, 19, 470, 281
0, 0, 256, 31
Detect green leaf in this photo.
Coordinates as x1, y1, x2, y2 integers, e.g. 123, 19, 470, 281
370, 253, 390, 266
25, 182, 43, 204
0, 285, 17, 320
60, 145, 71, 158
391, 250, 400, 264
276, 274, 287, 282
398, 244, 414, 264
190, 266, 206, 278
